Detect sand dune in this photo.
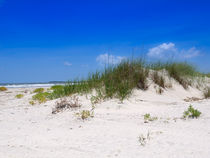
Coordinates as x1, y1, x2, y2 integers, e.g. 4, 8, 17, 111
0, 81, 210, 158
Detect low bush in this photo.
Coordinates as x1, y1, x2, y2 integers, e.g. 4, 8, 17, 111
75, 110, 94, 120
29, 100, 35, 105
0, 86, 7, 91
32, 92, 50, 103
33, 88, 45, 93
52, 96, 81, 114
183, 105, 201, 119
16, 94, 24, 99
204, 87, 210, 99
144, 113, 158, 122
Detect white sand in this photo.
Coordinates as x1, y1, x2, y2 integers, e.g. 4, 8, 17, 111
0, 83, 210, 158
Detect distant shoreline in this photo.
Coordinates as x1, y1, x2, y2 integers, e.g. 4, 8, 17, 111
0, 82, 66, 88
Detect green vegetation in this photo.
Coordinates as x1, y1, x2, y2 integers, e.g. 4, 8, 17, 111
0, 86, 7, 91
149, 62, 198, 89
16, 94, 24, 99
50, 85, 64, 90
29, 100, 35, 105
204, 87, 210, 99
33, 88, 45, 93
144, 113, 158, 122
151, 71, 165, 88
30, 59, 204, 102
183, 105, 201, 119
32, 92, 50, 103
75, 110, 94, 120
49, 59, 149, 101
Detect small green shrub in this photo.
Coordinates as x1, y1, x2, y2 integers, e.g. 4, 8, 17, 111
29, 100, 35, 105
75, 110, 94, 120
183, 105, 201, 119
16, 94, 24, 99
32, 92, 50, 103
33, 88, 44, 93
144, 113, 158, 122
204, 87, 210, 99
0, 87, 7, 91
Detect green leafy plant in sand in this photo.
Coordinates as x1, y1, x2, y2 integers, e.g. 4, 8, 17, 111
32, 92, 50, 103
183, 105, 201, 119
16, 94, 24, 99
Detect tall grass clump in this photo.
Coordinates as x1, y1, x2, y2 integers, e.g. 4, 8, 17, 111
149, 62, 198, 89
49, 59, 148, 100
151, 71, 165, 88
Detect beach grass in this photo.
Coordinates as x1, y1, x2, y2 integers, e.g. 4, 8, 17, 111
38, 59, 205, 102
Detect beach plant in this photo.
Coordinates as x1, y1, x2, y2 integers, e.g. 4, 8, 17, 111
156, 87, 164, 94
50, 85, 64, 91
151, 71, 165, 88
204, 87, 210, 99
75, 110, 94, 120
183, 105, 201, 119
138, 131, 151, 146
32, 92, 50, 103
16, 94, 24, 99
144, 113, 158, 122
149, 62, 198, 89
0, 86, 7, 91
48, 59, 149, 101
33, 88, 45, 93
29, 100, 35, 105
46, 59, 202, 102
52, 96, 81, 114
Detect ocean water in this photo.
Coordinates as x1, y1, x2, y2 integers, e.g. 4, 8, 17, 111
0, 83, 65, 88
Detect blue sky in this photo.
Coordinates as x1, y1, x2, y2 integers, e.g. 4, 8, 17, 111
0, 0, 210, 83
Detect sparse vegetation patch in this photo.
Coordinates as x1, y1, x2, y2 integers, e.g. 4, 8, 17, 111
144, 113, 158, 123
183, 105, 201, 119
52, 96, 81, 114
16, 94, 24, 99
75, 110, 94, 120
33, 88, 45, 93
32, 92, 50, 103
0, 87, 7, 91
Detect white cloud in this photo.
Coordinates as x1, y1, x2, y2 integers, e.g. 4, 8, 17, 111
96, 53, 125, 65
147, 42, 200, 59
64, 61, 72, 66
181, 47, 200, 58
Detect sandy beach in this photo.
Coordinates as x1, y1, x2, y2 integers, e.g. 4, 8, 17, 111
0, 81, 210, 158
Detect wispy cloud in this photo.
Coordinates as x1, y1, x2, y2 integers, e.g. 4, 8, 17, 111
96, 53, 125, 65
64, 61, 72, 66
147, 42, 200, 59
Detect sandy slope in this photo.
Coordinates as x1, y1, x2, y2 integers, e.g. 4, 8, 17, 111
0, 84, 210, 158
